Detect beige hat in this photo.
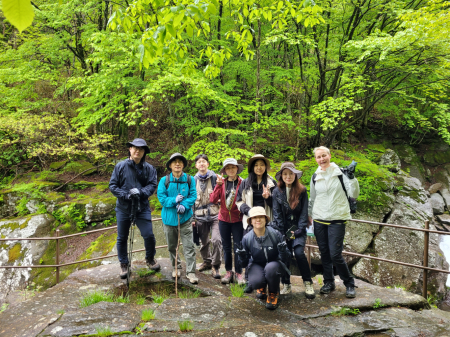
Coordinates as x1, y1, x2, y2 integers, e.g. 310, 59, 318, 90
275, 162, 303, 181
247, 206, 270, 226
247, 154, 270, 173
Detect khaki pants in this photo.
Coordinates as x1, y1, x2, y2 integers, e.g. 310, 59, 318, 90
196, 219, 222, 267
163, 217, 197, 274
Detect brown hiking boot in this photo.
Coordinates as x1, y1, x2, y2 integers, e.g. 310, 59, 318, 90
256, 287, 267, 300
221, 271, 234, 284
146, 258, 160, 271
119, 263, 128, 279
266, 292, 279, 310
198, 262, 212, 272
212, 265, 221, 279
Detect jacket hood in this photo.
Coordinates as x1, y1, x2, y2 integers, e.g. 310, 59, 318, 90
314, 162, 341, 177
195, 169, 215, 180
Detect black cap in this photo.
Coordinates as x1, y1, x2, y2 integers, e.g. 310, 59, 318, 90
126, 138, 150, 154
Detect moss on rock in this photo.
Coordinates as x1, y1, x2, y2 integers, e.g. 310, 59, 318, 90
63, 161, 96, 175
8, 243, 22, 262
49, 161, 67, 170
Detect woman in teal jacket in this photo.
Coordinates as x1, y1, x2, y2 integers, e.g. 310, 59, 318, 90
157, 153, 198, 284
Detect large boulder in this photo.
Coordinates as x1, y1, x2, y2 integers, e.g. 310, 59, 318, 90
430, 193, 445, 215
379, 149, 401, 172
0, 214, 55, 302
394, 144, 426, 184
440, 188, 450, 209
423, 143, 450, 167
429, 183, 443, 194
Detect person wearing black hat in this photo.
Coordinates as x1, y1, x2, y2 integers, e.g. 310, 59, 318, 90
109, 138, 160, 279
272, 162, 315, 299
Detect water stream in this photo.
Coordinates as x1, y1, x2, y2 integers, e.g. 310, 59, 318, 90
439, 234, 450, 287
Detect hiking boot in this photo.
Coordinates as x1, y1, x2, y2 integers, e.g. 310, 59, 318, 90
256, 287, 267, 300
320, 282, 336, 294
235, 273, 246, 285
304, 281, 316, 299
221, 271, 234, 284
146, 258, 160, 271
346, 286, 356, 298
244, 283, 253, 294
119, 263, 128, 279
212, 265, 221, 279
187, 272, 199, 284
198, 262, 212, 272
280, 284, 291, 295
266, 292, 279, 310
172, 268, 181, 278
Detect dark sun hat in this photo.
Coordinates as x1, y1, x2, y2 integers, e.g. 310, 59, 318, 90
166, 153, 188, 171
126, 138, 150, 154
275, 162, 303, 181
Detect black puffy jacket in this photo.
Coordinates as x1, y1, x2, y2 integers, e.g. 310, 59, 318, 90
272, 186, 308, 247
109, 158, 158, 213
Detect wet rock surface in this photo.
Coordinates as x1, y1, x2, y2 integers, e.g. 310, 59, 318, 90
1, 259, 450, 337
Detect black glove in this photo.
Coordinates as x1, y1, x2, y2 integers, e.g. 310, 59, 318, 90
346, 160, 357, 179
277, 241, 289, 261
293, 227, 306, 238
235, 243, 249, 267
235, 243, 247, 257
127, 188, 140, 200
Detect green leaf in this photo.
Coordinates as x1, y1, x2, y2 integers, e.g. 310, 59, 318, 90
2, 0, 35, 33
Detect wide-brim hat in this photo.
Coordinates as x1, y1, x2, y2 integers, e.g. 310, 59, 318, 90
166, 153, 188, 171
126, 138, 150, 154
219, 158, 244, 175
275, 162, 303, 181
246, 206, 270, 226
247, 154, 270, 173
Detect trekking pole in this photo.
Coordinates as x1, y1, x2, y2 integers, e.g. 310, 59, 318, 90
175, 212, 181, 297
126, 196, 138, 292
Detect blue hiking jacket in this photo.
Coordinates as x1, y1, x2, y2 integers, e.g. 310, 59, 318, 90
157, 173, 197, 226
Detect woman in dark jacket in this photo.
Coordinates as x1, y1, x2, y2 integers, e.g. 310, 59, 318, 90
236, 206, 290, 310
272, 162, 315, 299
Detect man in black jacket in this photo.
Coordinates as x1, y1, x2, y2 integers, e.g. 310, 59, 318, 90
109, 138, 160, 279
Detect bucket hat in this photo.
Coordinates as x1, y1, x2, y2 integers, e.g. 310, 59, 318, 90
247, 154, 270, 173
275, 162, 303, 181
247, 206, 270, 226
126, 138, 150, 154
166, 153, 188, 171
219, 158, 244, 175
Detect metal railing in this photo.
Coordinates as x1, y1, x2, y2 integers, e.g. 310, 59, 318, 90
1, 217, 450, 298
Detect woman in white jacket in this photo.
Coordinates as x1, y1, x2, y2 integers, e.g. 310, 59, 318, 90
309, 146, 359, 298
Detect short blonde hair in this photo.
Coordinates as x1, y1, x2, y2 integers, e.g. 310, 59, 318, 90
313, 146, 331, 156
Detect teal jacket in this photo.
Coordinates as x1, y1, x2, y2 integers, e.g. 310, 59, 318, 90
157, 173, 197, 226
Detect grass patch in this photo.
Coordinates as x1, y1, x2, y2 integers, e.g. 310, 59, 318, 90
136, 294, 146, 305
178, 320, 194, 332
136, 268, 155, 277
230, 283, 245, 298
79, 290, 129, 308
373, 298, 386, 309
152, 293, 167, 305
178, 289, 201, 299
94, 325, 114, 337
141, 308, 155, 321
331, 306, 360, 317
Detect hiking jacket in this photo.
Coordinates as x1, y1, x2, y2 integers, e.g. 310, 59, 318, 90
157, 172, 197, 226
193, 170, 219, 223
109, 159, 158, 214
272, 186, 308, 248
239, 225, 288, 268
308, 163, 360, 221
209, 177, 243, 223
235, 176, 276, 229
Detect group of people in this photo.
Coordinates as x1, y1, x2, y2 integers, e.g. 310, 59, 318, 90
109, 138, 360, 310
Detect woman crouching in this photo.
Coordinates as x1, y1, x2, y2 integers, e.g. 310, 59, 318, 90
236, 207, 290, 310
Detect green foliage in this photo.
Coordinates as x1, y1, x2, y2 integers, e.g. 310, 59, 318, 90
152, 293, 167, 305
16, 197, 30, 216
373, 298, 386, 309
136, 268, 155, 278
19, 282, 42, 300
427, 294, 439, 309
135, 295, 146, 305
67, 204, 87, 231
56, 309, 65, 315
1, 303, 9, 313
177, 320, 194, 332
331, 306, 360, 317
93, 325, 114, 337
178, 289, 201, 299
79, 290, 129, 308
230, 283, 245, 298
2, 0, 35, 33
141, 308, 155, 321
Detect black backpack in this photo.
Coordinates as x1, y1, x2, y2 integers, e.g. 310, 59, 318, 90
312, 172, 357, 214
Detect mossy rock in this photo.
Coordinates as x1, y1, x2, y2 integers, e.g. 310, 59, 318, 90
94, 183, 110, 192
49, 161, 67, 170
366, 144, 386, 153
63, 161, 96, 175
45, 192, 65, 203
66, 181, 96, 190
423, 149, 450, 167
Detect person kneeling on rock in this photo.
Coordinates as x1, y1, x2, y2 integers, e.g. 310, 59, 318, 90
109, 138, 160, 279
236, 207, 291, 310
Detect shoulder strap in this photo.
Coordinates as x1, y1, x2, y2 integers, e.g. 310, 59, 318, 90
266, 227, 278, 247
312, 173, 317, 185
337, 174, 348, 199
164, 173, 192, 189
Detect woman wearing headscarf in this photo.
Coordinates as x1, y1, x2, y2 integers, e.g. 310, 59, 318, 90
272, 162, 315, 299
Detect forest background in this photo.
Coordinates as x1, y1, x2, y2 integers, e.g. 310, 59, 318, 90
0, 0, 449, 178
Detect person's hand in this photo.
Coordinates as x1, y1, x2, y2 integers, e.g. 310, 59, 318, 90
217, 174, 224, 186
127, 188, 140, 199
262, 184, 270, 199
192, 221, 196, 227
277, 241, 288, 252
235, 243, 247, 257
293, 228, 306, 238
308, 217, 313, 227
175, 194, 184, 203
176, 204, 186, 214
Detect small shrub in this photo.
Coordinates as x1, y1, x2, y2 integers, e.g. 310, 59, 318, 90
427, 294, 438, 309
16, 196, 29, 216
373, 298, 386, 309
230, 283, 245, 298
331, 306, 360, 317
179, 289, 201, 299
115, 294, 130, 303
67, 204, 86, 231
178, 320, 194, 332
152, 293, 167, 305
136, 295, 146, 305
141, 308, 155, 321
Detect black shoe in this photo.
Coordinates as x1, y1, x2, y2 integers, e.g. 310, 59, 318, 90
119, 263, 129, 279
146, 258, 161, 271
244, 283, 253, 294
320, 282, 336, 294
346, 286, 356, 298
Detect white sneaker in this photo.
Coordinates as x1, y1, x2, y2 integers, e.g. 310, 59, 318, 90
280, 283, 292, 295
187, 272, 198, 284
172, 268, 181, 278
304, 281, 316, 299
